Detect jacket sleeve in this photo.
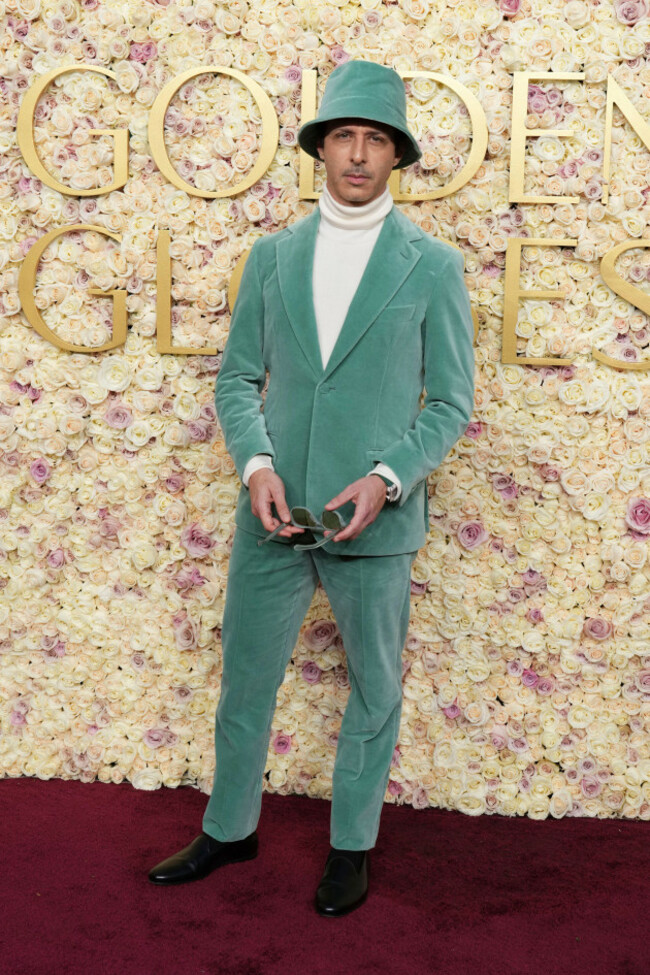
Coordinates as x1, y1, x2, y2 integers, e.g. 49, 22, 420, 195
214, 242, 277, 482
378, 247, 475, 506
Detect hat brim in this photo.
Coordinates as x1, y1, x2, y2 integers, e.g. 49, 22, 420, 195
297, 116, 422, 170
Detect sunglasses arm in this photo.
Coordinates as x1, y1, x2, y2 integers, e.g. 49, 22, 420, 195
257, 521, 291, 546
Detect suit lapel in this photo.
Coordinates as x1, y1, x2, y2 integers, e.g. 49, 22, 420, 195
277, 209, 323, 381
276, 206, 422, 384
321, 209, 422, 381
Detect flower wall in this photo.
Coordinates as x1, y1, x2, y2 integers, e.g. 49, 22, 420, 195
1, 0, 650, 820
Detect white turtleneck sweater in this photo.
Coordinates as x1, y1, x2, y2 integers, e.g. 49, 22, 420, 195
242, 184, 402, 499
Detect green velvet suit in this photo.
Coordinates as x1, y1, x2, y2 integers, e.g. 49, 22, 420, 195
215, 206, 475, 555
202, 204, 475, 850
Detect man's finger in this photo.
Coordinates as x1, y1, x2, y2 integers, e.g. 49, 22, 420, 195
333, 508, 370, 542
271, 487, 292, 525
257, 493, 278, 532
324, 485, 354, 510
270, 486, 305, 536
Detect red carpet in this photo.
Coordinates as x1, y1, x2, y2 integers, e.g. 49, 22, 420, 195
1, 776, 648, 975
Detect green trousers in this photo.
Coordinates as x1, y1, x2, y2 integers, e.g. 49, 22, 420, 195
202, 526, 416, 850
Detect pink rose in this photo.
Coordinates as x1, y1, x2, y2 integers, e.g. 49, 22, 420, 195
104, 404, 132, 428
364, 10, 382, 28
174, 566, 206, 592
493, 473, 518, 498
173, 616, 199, 652
526, 607, 544, 624
303, 620, 338, 652
457, 520, 488, 550
129, 41, 157, 62
388, 780, 403, 796
582, 617, 613, 640
521, 669, 539, 688
522, 569, 544, 587
200, 403, 217, 422
273, 733, 292, 754
410, 580, 427, 595
491, 727, 508, 749
528, 85, 550, 114
581, 776, 602, 798
180, 523, 215, 557
301, 661, 322, 684
47, 548, 65, 568
144, 728, 178, 749
99, 515, 121, 538
465, 421, 483, 439
500, 0, 521, 15
187, 420, 212, 442
411, 786, 429, 809
165, 474, 184, 492
30, 458, 50, 483
635, 670, 650, 694
331, 46, 349, 65
442, 703, 461, 719
509, 737, 529, 754
626, 497, 650, 534
615, 0, 648, 25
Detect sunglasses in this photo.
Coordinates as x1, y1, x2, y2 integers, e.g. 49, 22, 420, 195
257, 506, 348, 551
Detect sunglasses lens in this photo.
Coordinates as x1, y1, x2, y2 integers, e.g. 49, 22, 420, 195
322, 509, 345, 531
292, 506, 320, 529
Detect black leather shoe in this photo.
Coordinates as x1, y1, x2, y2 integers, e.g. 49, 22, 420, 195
148, 831, 258, 885
314, 848, 369, 917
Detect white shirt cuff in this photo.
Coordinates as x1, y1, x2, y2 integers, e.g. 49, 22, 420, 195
367, 462, 402, 500
242, 453, 274, 487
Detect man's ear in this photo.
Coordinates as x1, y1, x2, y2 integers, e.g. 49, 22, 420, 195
316, 145, 324, 161
393, 133, 406, 168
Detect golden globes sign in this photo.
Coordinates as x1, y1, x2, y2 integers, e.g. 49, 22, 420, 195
15, 64, 650, 369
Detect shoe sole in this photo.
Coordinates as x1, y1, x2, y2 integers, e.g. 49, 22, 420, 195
148, 849, 258, 885
314, 888, 368, 917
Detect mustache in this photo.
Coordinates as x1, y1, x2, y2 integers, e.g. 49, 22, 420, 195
343, 169, 371, 178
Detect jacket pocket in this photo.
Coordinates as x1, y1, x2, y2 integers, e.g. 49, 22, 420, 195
366, 447, 386, 461
376, 304, 417, 325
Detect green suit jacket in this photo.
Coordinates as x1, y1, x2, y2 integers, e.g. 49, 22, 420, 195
214, 205, 475, 556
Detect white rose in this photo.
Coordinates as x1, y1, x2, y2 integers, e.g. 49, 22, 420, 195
97, 356, 131, 392
132, 768, 163, 790
582, 492, 610, 521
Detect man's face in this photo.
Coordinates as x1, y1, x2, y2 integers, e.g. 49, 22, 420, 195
317, 118, 402, 207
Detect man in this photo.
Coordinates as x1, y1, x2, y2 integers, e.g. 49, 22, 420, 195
148, 60, 475, 917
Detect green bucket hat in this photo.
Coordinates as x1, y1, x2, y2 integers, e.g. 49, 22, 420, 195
298, 60, 421, 170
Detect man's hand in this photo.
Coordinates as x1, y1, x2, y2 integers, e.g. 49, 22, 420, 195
323, 474, 386, 542
248, 468, 305, 538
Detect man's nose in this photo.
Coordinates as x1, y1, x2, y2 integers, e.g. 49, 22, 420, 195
349, 135, 366, 163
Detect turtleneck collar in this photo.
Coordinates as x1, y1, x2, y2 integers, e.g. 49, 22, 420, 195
318, 183, 393, 231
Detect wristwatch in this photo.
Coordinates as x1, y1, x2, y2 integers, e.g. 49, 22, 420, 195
372, 471, 399, 503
